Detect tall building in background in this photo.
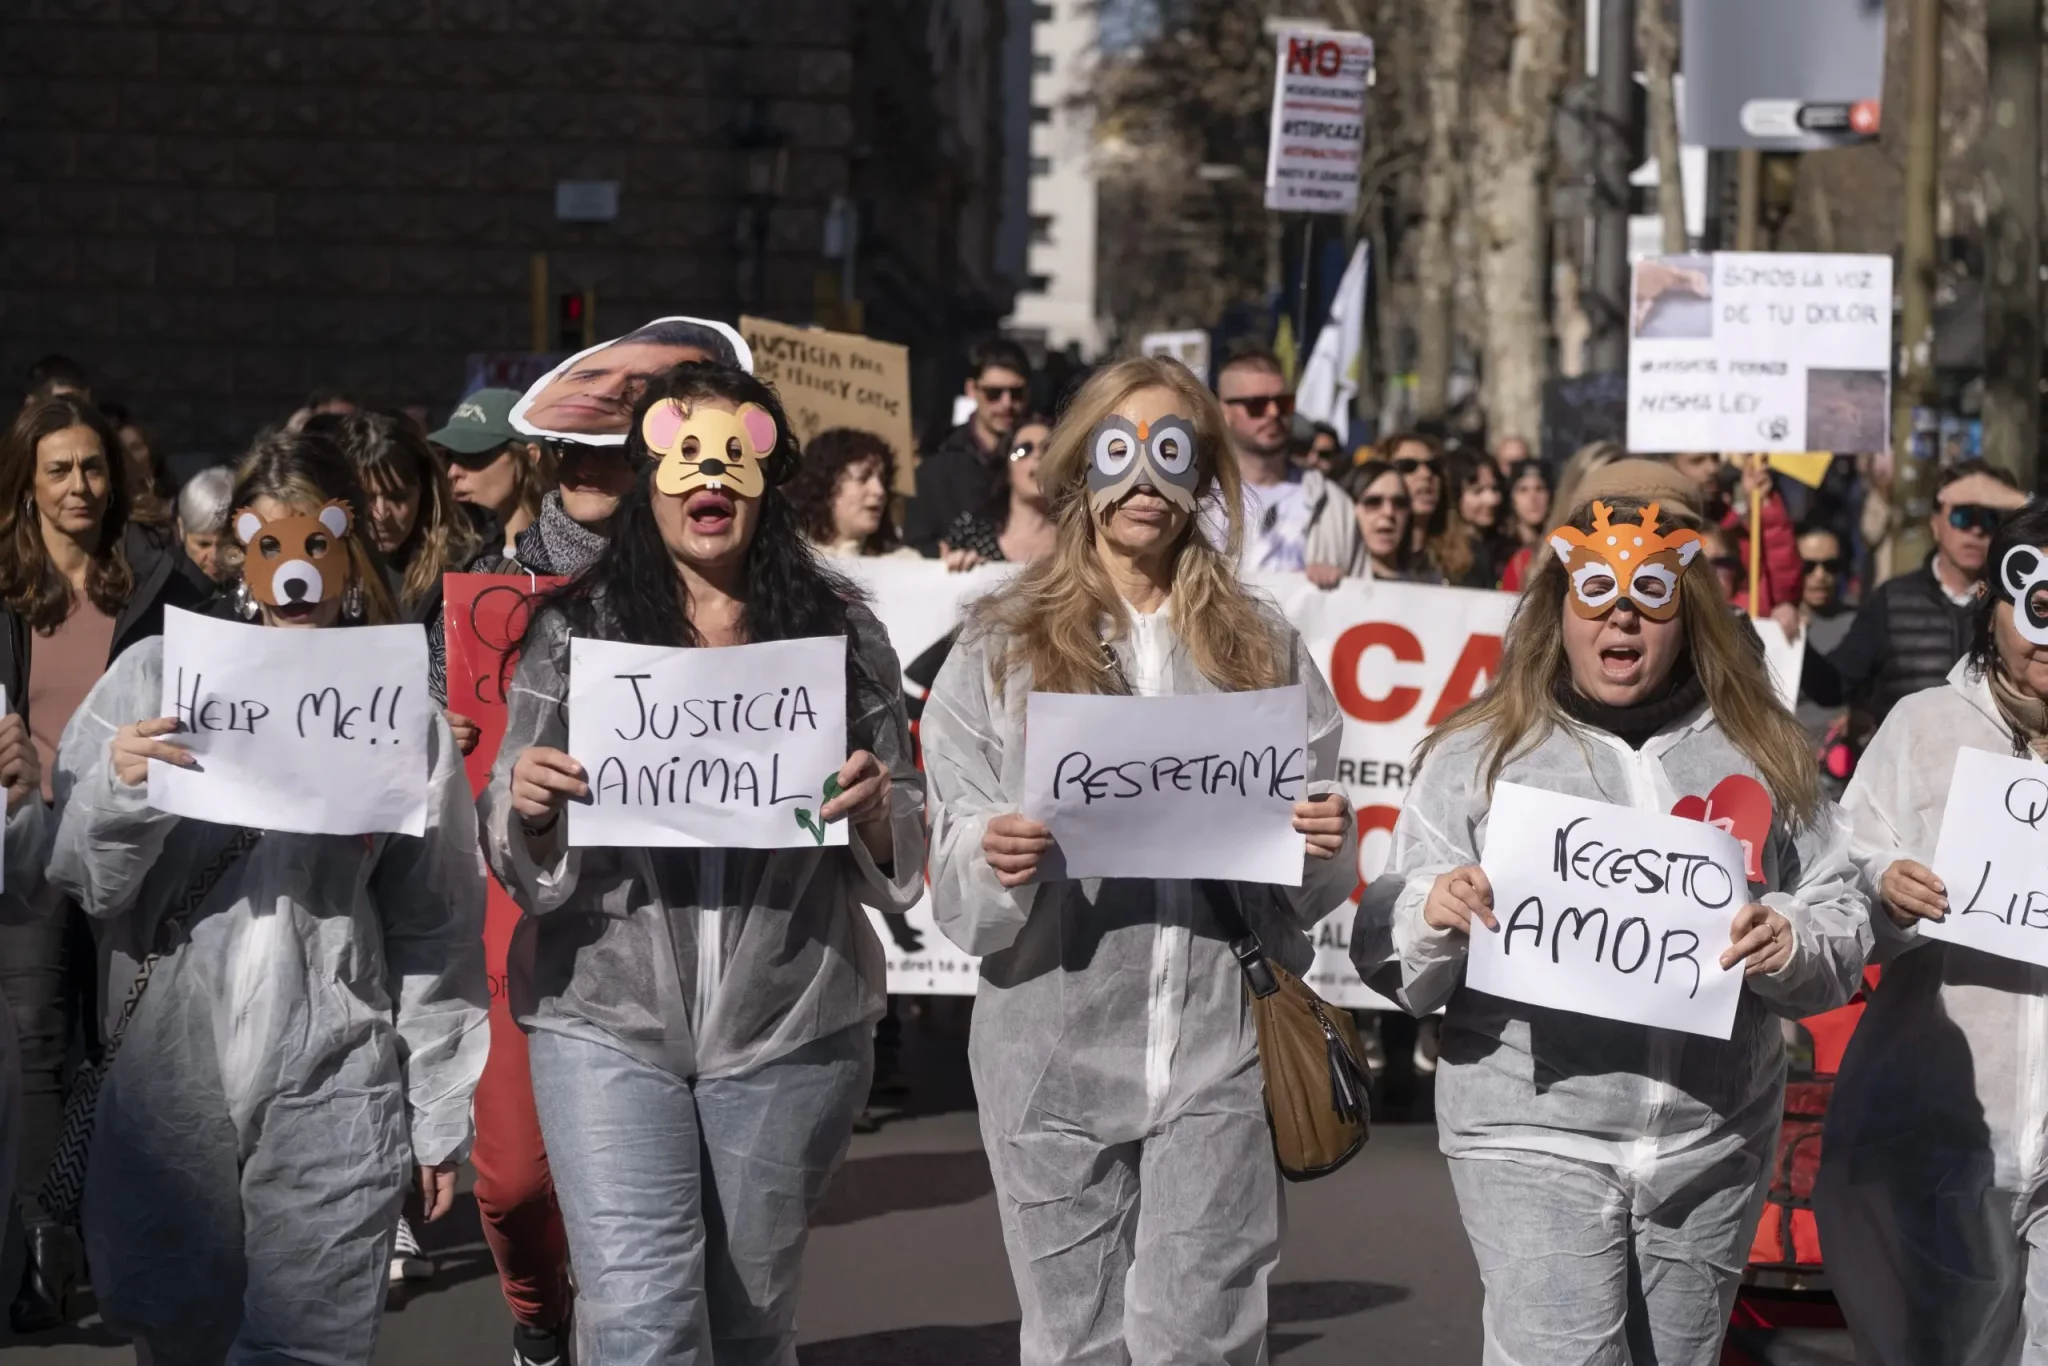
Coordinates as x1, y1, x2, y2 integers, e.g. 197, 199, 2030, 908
1005, 0, 1105, 358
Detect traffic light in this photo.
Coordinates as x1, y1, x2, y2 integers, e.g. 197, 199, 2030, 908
556, 291, 585, 351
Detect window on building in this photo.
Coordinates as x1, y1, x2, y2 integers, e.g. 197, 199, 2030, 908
1030, 104, 1053, 125
1029, 214, 1054, 244
1033, 53, 1053, 75
1027, 274, 1053, 293
1029, 155, 1051, 176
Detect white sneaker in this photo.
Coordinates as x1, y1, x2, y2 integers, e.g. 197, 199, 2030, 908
390, 1216, 434, 1284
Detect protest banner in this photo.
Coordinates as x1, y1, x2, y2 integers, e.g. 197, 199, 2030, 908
1022, 686, 1310, 885
740, 316, 917, 497
151, 607, 432, 837
443, 572, 566, 797
1471, 781, 1750, 1039
567, 635, 849, 850
1263, 28, 1375, 215
1926, 747, 2048, 968
1627, 252, 1892, 455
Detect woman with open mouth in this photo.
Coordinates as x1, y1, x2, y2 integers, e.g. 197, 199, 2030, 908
483, 362, 926, 1366
921, 356, 1358, 1364
1353, 491, 1870, 1365
45, 427, 487, 1365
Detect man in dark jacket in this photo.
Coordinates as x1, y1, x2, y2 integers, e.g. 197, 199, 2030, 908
903, 337, 1032, 556
1805, 460, 2029, 724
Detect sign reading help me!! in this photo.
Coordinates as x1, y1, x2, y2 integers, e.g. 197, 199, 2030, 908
567, 635, 849, 850
1471, 781, 1749, 1039
151, 607, 432, 836
1022, 685, 1310, 886
1926, 747, 2048, 967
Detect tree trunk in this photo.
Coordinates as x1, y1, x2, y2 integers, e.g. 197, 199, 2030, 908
1472, 0, 1573, 444
1637, 0, 1686, 252
1413, 0, 1469, 419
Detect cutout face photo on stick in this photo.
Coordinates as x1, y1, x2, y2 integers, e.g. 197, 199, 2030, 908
510, 316, 754, 445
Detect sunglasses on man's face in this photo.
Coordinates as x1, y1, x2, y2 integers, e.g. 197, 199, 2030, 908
1359, 493, 1411, 513
1222, 393, 1296, 419
1801, 557, 1846, 575
1946, 504, 2005, 534
977, 383, 1028, 403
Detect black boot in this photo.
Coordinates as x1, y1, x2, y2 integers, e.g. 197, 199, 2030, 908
9, 1222, 84, 1333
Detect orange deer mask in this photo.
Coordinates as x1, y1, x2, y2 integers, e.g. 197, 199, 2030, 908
1547, 501, 1702, 622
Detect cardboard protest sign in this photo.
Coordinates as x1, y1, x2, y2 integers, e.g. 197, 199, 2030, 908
1140, 330, 1213, 387
1471, 781, 1749, 1039
567, 635, 849, 849
1022, 685, 1310, 885
510, 316, 753, 445
1926, 747, 2048, 967
739, 316, 916, 497
1263, 29, 1375, 215
443, 573, 566, 798
151, 607, 432, 836
1627, 252, 1892, 455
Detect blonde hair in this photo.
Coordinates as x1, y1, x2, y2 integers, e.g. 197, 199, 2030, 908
1416, 494, 1820, 827
970, 356, 1287, 697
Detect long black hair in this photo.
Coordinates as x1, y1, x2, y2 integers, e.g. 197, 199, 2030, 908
1969, 503, 2048, 679
534, 361, 864, 650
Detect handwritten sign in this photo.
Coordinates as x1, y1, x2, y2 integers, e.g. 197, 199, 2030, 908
151, 607, 431, 836
1926, 747, 2048, 967
443, 573, 566, 798
1471, 781, 1748, 1038
1022, 686, 1309, 885
738, 317, 915, 497
567, 635, 849, 849
1627, 251, 1892, 455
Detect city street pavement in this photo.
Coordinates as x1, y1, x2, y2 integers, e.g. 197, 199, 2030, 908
25, 1007, 1849, 1365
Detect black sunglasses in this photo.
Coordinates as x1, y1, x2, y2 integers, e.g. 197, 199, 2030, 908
440, 442, 512, 471
1394, 457, 1440, 477
1801, 557, 1847, 575
1359, 493, 1412, 513
1009, 439, 1041, 462
1222, 394, 1296, 419
977, 383, 1028, 402
1946, 504, 2006, 534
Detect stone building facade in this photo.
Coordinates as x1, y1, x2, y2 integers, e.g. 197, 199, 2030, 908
1, 0, 1022, 456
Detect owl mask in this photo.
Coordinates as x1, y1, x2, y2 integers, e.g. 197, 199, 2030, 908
1548, 501, 1702, 622
1998, 545, 2048, 646
235, 501, 353, 607
1086, 412, 1202, 514
640, 398, 779, 500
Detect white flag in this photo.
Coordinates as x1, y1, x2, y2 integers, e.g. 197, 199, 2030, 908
1295, 241, 1370, 444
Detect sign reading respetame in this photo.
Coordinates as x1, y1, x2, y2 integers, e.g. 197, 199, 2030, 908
151, 607, 432, 837
1023, 685, 1309, 885
1263, 29, 1375, 215
1627, 251, 1892, 456
1470, 781, 1749, 1039
566, 635, 849, 850
1926, 747, 2048, 968
739, 316, 916, 497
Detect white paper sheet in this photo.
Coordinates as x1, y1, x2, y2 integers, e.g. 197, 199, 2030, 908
1022, 685, 1309, 886
151, 607, 431, 836
567, 635, 849, 850
1925, 746, 2048, 967
1471, 781, 1750, 1039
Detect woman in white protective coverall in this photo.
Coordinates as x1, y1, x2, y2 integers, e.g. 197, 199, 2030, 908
1817, 502, 2048, 1364
46, 428, 489, 1366
922, 355, 1359, 1366
1353, 492, 1872, 1366
0, 710, 48, 1211
483, 362, 927, 1366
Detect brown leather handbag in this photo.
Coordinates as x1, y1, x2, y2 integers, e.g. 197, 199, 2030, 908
1201, 881, 1372, 1181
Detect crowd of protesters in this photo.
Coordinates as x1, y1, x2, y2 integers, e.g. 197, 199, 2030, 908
0, 329, 2042, 1366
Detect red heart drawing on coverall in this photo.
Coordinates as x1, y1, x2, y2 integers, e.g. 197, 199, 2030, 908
1671, 774, 1772, 884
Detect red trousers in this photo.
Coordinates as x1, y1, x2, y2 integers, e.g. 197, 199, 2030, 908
470, 880, 571, 1331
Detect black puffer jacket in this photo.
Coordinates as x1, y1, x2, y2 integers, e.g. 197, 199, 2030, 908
0, 522, 214, 723
1804, 555, 1976, 725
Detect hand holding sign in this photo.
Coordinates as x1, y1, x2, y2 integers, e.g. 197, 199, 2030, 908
114, 716, 194, 787
1879, 859, 1948, 927
983, 813, 1053, 888
1424, 865, 1499, 934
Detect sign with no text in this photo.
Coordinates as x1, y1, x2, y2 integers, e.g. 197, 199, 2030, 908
739, 316, 916, 497
443, 572, 566, 798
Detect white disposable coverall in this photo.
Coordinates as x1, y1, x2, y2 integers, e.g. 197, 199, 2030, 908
1818, 659, 2048, 1365
47, 637, 490, 1366
1353, 703, 1870, 1366
925, 602, 1358, 1366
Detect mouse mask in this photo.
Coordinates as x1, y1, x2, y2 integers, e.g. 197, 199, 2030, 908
1548, 500, 1702, 622
1086, 412, 1202, 514
1998, 545, 2048, 646
640, 398, 779, 500
235, 501, 354, 608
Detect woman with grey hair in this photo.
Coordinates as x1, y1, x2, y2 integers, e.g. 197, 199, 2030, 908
173, 466, 236, 585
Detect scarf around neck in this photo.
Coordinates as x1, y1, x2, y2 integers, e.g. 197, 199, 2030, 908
514, 490, 609, 578
1989, 665, 2048, 759
1556, 665, 1706, 751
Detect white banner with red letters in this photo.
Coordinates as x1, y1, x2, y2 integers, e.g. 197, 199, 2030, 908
838, 561, 1519, 1006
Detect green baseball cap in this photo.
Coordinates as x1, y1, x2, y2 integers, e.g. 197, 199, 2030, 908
429, 388, 522, 455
